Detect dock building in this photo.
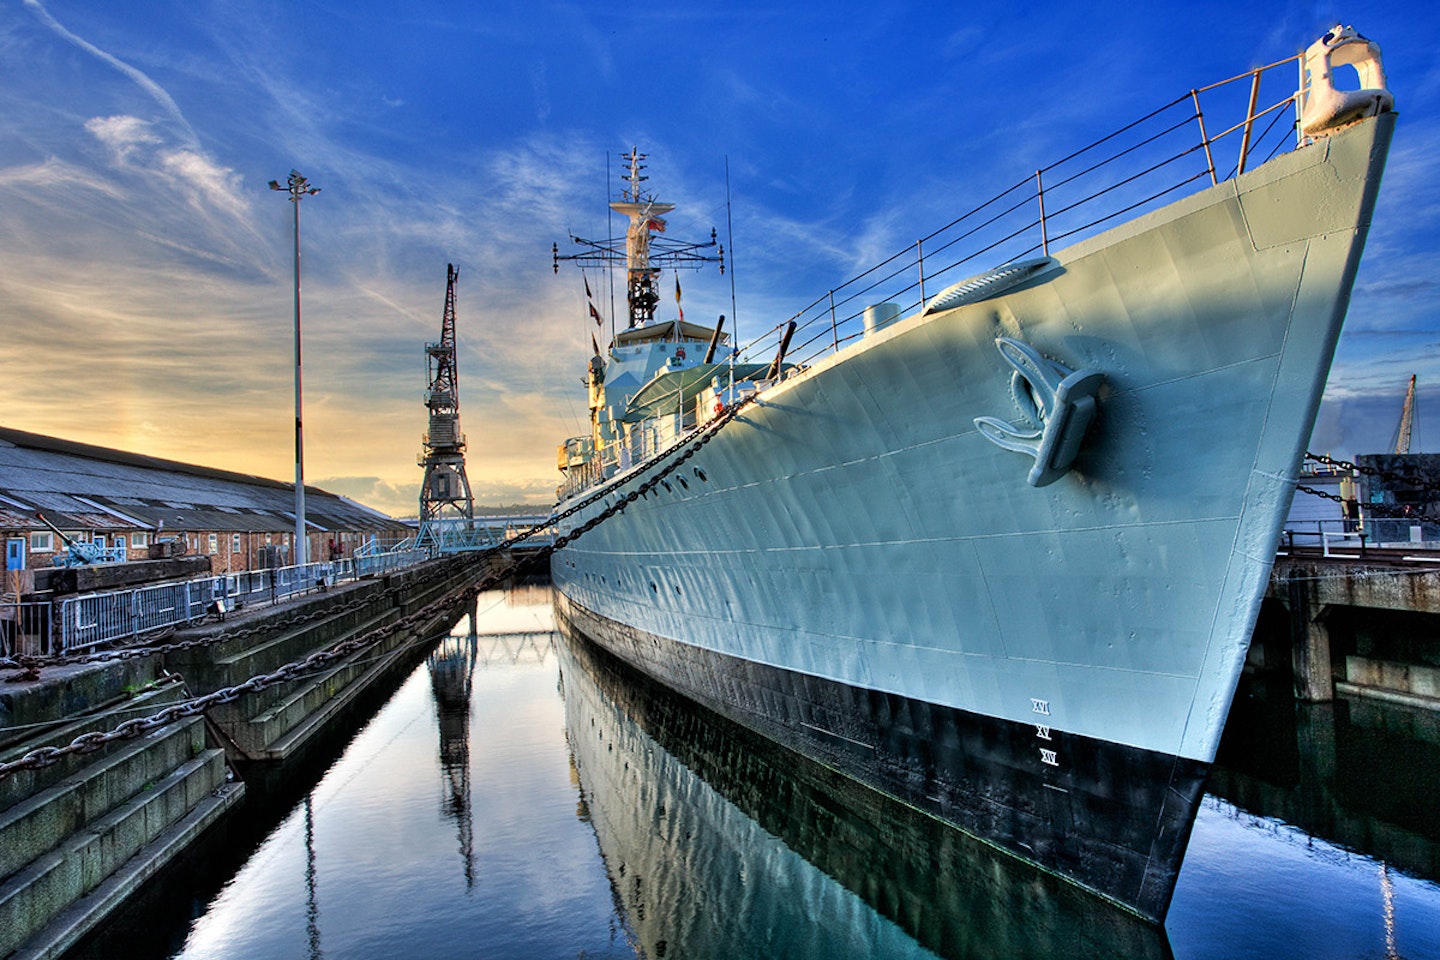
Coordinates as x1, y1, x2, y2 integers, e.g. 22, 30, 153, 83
0, 425, 407, 591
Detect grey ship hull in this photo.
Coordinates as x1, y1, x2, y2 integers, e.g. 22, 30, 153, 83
552, 113, 1394, 920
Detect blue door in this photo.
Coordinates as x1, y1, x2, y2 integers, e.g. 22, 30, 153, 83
5, 539, 23, 571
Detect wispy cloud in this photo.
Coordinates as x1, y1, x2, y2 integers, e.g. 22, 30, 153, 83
23, 0, 200, 147
0, 157, 124, 198
84, 114, 160, 161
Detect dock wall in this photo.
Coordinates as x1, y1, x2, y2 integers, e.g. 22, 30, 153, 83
1264, 556, 1440, 708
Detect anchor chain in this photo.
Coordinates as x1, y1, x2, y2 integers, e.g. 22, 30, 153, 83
1294, 484, 1417, 519
1291, 481, 1410, 517
1305, 452, 1440, 494
0, 394, 757, 779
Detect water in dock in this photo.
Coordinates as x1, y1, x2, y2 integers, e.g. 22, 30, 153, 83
64, 586, 1440, 959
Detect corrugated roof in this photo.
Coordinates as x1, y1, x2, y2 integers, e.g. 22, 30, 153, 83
0, 425, 404, 534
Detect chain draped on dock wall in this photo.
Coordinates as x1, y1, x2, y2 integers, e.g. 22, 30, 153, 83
0, 393, 757, 780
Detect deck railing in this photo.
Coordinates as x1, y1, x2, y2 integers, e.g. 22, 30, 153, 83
734, 53, 1306, 378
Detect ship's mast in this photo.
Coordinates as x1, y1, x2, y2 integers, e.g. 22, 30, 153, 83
419, 263, 475, 522
608, 149, 675, 327
553, 148, 724, 329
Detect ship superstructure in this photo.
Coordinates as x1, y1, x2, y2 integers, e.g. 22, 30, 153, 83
554, 150, 763, 497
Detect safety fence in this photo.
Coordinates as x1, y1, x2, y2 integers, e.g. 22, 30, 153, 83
53, 546, 429, 653
1, 600, 52, 658
1283, 519, 1440, 557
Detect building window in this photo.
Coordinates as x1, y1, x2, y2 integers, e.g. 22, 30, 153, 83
232, 534, 242, 554
30, 531, 54, 551
131, 532, 149, 548
207, 533, 218, 554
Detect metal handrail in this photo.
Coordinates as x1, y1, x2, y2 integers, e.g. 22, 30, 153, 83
730, 52, 1305, 378
1, 600, 53, 658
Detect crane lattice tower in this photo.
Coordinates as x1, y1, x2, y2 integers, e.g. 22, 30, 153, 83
419, 263, 475, 522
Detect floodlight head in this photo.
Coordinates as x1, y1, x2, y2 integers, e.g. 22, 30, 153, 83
268, 180, 281, 190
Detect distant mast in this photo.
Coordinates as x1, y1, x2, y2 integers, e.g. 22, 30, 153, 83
553, 148, 724, 332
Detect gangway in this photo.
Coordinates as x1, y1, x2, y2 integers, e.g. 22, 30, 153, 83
412, 515, 556, 554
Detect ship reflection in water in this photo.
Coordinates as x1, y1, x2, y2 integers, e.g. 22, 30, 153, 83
557, 617, 1169, 959
559, 611, 1440, 960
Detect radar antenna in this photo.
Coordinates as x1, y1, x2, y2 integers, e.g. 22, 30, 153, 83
553, 148, 724, 328
418, 263, 475, 522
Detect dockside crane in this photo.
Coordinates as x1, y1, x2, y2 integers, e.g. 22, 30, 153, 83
1392, 374, 1417, 454
418, 264, 475, 523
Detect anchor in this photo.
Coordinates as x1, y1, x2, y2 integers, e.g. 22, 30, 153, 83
974, 337, 1103, 487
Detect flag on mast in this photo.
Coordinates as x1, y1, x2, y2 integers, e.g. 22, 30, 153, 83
675, 274, 684, 323
589, 302, 604, 326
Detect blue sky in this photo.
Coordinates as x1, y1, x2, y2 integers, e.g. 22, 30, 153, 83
1, 1, 1436, 515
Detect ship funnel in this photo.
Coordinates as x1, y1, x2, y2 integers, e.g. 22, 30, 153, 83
1299, 25, 1392, 139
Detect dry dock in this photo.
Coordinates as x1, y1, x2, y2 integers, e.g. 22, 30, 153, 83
3, 538, 1438, 958
0, 551, 521, 960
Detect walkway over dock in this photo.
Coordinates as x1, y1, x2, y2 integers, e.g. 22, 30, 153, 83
413, 515, 555, 555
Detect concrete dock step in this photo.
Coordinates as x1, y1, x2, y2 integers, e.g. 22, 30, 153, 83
200, 606, 402, 732
0, 677, 189, 811
0, 724, 238, 959
0, 713, 207, 879
0, 669, 244, 960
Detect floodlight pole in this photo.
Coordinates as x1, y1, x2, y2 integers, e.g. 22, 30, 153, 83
269, 170, 320, 567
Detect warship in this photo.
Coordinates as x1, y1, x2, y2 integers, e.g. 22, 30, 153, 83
548, 26, 1394, 921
